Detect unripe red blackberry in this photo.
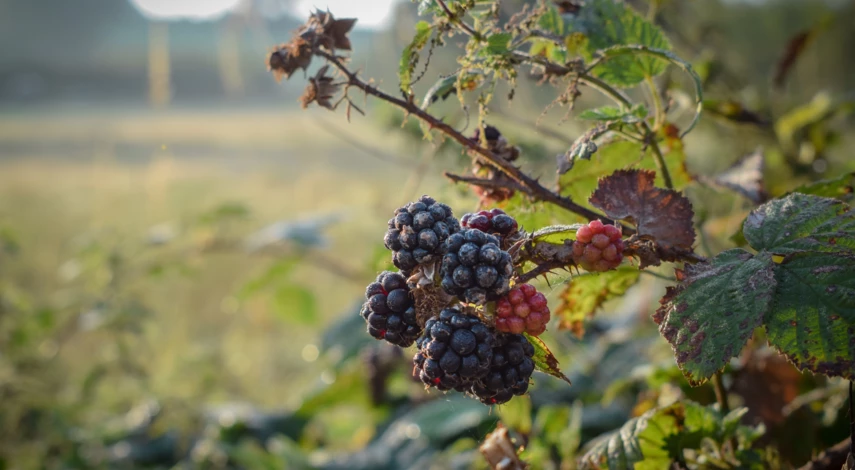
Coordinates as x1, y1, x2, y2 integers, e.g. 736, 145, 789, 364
495, 283, 550, 336
360, 271, 421, 347
413, 308, 496, 391
470, 333, 535, 405
571, 220, 624, 272
383, 195, 460, 275
440, 229, 513, 304
460, 209, 519, 238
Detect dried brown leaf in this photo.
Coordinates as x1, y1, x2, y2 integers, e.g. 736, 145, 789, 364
589, 170, 695, 256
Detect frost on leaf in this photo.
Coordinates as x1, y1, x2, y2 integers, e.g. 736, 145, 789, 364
743, 192, 855, 254
655, 249, 777, 385
524, 333, 572, 385
589, 170, 695, 265
765, 252, 855, 380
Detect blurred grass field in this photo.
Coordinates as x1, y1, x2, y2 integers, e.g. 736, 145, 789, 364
0, 107, 474, 414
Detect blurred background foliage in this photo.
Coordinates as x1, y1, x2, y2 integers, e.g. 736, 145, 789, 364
0, 0, 853, 468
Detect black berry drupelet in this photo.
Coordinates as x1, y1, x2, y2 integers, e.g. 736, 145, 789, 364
440, 229, 513, 304
360, 271, 421, 347
470, 333, 535, 405
383, 195, 460, 274
460, 209, 519, 237
413, 308, 495, 391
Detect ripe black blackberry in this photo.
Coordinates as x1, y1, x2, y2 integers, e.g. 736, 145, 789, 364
383, 195, 460, 274
470, 333, 535, 405
360, 271, 421, 347
440, 229, 513, 304
460, 209, 519, 237
413, 308, 495, 391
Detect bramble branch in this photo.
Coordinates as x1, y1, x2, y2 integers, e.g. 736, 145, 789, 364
313, 49, 635, 232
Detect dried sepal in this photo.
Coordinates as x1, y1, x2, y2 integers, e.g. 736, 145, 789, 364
267, 37, 313, 81
304, 9, 357, 52
300, 65, 341, 110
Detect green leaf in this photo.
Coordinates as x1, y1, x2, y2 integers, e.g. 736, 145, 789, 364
399, 21, 433, 94
523, 333, 572, 385
592, 45, 704, 135
578, 105, 647, 123
503, 194, 577, 230
530, 224, 585, 244
417, 0, 441, 16
580, 401, 763, 469
538, 5, 564, 35
655, 249, 777, 385
766, 252, 855, 379
272, 285, 318, 326
556, 267, 641, 337
559, 141, 643, 204
497, 394, 532, 435
484, 32, 512, 55
790, 173, 855, 201
743, 193, 855, 255
568, 0, 671, 87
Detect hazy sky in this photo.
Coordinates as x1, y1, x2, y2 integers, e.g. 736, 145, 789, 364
130, 0, 400, 27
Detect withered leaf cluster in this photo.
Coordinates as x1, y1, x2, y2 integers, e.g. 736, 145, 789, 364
267, 10, 356, 82
300, 65, 340, 110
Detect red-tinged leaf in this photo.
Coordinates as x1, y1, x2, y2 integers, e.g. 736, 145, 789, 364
524, 333, 572, 385
589, 169, 696, 253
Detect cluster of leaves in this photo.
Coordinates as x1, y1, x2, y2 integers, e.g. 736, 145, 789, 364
656, 192, 855, 385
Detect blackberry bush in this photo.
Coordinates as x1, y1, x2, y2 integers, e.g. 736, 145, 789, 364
440, 229, 513, 304
360, 271, 421, 347
266, 3, 853, 468
495, 283, 550, 336
413, 308, 495, 391
572, 220, 625, 272
384, 195, 460, 274
470, 333, 535, 405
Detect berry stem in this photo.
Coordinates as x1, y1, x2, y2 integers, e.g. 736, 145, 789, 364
712, 371, 730, 414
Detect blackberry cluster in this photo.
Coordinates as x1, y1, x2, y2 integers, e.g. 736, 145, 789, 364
572, 220, 625, 272
440, 229, 513, 304
384, 195, 460, 274
495, 284, 550, 336
461, 209, 519, 238
361, 271, 421, 347
413, 308, 495, 391
470, 333, 535, 405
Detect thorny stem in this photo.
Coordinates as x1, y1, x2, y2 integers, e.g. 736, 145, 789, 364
314, 49, 635, 233
712, 372, 730, 414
